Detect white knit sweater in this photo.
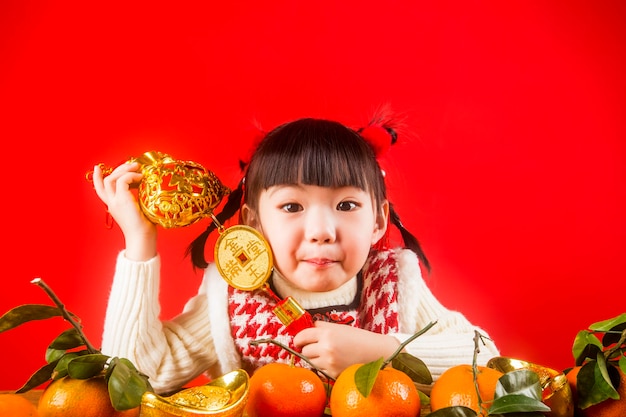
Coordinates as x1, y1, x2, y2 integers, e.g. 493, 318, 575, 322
101, 248, 499, 394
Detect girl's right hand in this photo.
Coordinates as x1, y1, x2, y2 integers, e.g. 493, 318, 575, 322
91, 162, 158, 261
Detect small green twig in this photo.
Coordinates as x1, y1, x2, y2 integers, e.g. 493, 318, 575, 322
250, 338, 335, 382
31, 278, 100, 354
382, 320, 438, 368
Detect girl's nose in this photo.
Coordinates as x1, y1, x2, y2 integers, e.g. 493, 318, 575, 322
304, 207, 336, 243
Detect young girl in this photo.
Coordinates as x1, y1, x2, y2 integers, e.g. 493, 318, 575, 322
92, 116, 499, 394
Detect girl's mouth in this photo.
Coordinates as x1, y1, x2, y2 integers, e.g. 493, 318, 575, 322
305, 258, 336, 267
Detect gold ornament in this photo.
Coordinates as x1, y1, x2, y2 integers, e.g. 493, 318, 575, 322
140, 369, 249, 417
487, 356, 574, 417
214, 225, 273, 291
88, 151, 230, 228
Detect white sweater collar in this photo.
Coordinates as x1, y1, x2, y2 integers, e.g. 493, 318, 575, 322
270, 269, 357, 310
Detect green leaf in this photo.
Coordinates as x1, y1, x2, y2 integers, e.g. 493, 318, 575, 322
67, 353, 109, 379
52, 352, 79, 379
52, 351, 89, 379
494, 369, 543, 401
45, 348, 67, 364
45, 328, 87, 363
354, 357, 384, 398
596, 352, 621, 396
49, 328, 86, 350
427, 406, 478, 416
589, 313, 626, 332
418, 389, 430, 407
0, 304, 63, 332
572, 330, 603, 364
16, 360, 59, 393
489, 394, 551, 414
488, 369, 551, 415
620, 355, 626, 375
108, 357, 153, 410
391, 352, 433, 385
578, 360, 620, 408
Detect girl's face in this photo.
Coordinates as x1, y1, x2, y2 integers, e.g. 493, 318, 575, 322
242, 184, 388, 292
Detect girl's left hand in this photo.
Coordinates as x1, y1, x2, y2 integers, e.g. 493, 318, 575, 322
293, 321, 400, 378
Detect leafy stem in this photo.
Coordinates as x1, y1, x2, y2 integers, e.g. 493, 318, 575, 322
571, 313, 626, 409
382, 320, 437, 368
31, 278, 99, 354
0, 278, 153, 410
355, 321, 436, 397
603, 327, 626, 361
250, 338, 335, 382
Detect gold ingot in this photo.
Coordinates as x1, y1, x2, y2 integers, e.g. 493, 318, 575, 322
140, 369, 249, 417
487, 356, 574, 417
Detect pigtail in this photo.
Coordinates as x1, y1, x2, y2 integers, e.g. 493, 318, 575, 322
389, 203, 431, 272
186, 178, 245, 269
358, 107, 431, 272
187, 121, 263, 269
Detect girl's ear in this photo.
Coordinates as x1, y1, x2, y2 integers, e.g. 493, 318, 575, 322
240, 204, 258, 228
372, 200, 389, 245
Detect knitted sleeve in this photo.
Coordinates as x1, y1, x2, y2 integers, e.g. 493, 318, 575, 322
391, 249, 500, 382
101, 251, 217, 394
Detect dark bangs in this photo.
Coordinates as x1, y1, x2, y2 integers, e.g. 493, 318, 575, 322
244, 118, 386, 210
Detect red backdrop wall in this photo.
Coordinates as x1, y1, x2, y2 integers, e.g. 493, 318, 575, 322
1, 1, 624, 389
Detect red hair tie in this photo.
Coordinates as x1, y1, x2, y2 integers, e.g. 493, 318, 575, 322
359, 125, 395, 157
357, 106, 400, 157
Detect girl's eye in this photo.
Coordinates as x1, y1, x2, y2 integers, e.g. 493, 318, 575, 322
281, 203, 303, 213
337, 201, 358, 212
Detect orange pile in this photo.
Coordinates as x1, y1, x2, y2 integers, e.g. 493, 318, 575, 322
429, 364, 503, 417
0, 393, 39, 417
37, 376, 139, 417
329, 363, 421, 417
245, 362, 327, 417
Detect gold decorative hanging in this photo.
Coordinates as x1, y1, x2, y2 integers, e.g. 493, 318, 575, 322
87, 151, 230, 228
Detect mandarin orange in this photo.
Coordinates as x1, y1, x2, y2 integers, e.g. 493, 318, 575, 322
429, 364, 503, 417
245, 362, 327, 417
0, 393, 39, 417
330, 363, 421, 417
37, 376, 139, 417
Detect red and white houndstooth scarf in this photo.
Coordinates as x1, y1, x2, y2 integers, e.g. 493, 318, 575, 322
228, 249, 400, 373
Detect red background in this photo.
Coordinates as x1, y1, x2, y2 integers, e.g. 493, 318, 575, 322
1, 1, 624, 389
